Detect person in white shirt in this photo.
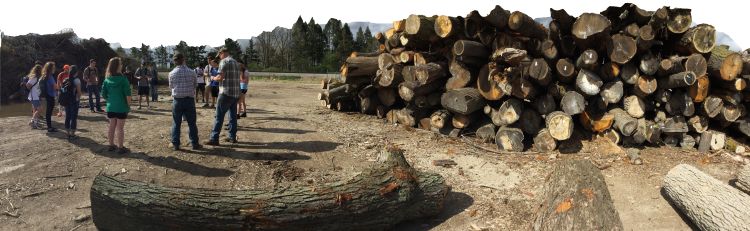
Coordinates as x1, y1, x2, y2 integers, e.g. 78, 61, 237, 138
25, 64, 43, 129
195, 66, 206, 103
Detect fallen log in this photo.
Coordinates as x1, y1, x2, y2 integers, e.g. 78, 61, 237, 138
91, 147, 449, 231
607, 34, 637, 64
736, 165, 750, 194
495, 126, 525, 152
533, 129, 558, 152
546, 111, 574, 141
341, 56, 379, 84
708, 45, 744, 81
440, 88, 486, 115
677, 24, 716, 54
662, 164, 750, 231
533, 160, 623, 231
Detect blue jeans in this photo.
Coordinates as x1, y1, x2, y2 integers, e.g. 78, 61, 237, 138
210, 94, 238, 142
172, 97, 199, 146
65, 100, 79, 130
87, 85, 101, 111
150, 84, 158, 101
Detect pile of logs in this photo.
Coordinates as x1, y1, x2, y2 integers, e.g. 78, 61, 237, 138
320, 3, 750, 152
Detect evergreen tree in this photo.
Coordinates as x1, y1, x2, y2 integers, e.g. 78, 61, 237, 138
129, 47, 142, 63
354, 26, 366, 52
307, 18, 326, 69
139, 43, 152, 63
242, 39, 259, 66
364, 27, 377, 52
291, 16, 310, 71
154, 45, 168, 67
336, 23, 355, 64
223, 38, 243, 61
323, 18, 342, 51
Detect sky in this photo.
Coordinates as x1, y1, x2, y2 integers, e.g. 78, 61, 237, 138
0, 0, 747, 49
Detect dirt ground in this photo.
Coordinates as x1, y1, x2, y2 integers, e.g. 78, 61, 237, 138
0, 80, 747, 231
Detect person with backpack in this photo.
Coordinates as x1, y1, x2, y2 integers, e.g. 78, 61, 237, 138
84, 59, 103, 113
135, 62, 151, 109
61, 65, 83, 139
56, 65, 70, 117
149, 62, 159, 102
102, 57, 132, 154
40, 62, 59, 132
25, 64, 43, 129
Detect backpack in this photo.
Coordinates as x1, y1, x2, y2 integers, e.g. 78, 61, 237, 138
39, 77, 49, 98
58, 77, 77, 106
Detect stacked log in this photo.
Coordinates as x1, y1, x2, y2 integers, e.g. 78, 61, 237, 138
321, 3, 750, 153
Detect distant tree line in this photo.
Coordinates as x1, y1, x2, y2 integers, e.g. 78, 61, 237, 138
123, 17, 378, 73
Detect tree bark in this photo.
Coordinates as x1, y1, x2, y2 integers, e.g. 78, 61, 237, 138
495, 126, 525, 152
429, 109, 452, 130
702, 95, 724, 118
434, 16, 464, 39
477, 64, 505, 100
405, 14, 438, 43
571, 13, 612, 51
623, 95, 646, 118
490, 98, 523, 126
91, 147, 449, 231
659, 71, 697, 89
736, 165, 750, 194
415, 62, 448, 85
485, 5, 511, 30
451, 113, 475, 129
620, 62, 640, 85
453, 40, 489, 67
508, 11, 548, 40
475, 120, 497, 143
662, 164, 750, 231
541, 40, 558, 60
534, 93, 557, 115
440, 88, 486, 115
575, 49, 599, 71
341, 56, 379, 84
520, 108, 543, 135
533, 160, 623, 231
492, 48, 528, 66
377, 87, 398, 107
546, 111, 574, 141
639, 51, 659, 76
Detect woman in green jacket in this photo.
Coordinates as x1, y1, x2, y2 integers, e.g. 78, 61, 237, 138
101, 57, 132, 154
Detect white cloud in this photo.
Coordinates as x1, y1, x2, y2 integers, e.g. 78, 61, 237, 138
0, 0, 746, 49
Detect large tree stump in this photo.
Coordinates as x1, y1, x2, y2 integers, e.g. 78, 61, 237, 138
533, 160, 623, 231
662, 164, 750, 231
91, 147, 449, 231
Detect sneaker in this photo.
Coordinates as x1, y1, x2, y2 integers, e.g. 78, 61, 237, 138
240, 112, 247, 117
191, 144, 203, 150
117, 147, 130, 154
224, 138, 237, 144
47, 128, 58, 133
205, 140, 219, 146
202, 103, 209, 108
107, 145, 116, 151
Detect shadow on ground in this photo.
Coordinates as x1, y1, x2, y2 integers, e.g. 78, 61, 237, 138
235, 140, 341, 153
47, 133, 233, 177
393, 191, 475, 230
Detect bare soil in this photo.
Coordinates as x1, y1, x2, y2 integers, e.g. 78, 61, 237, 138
0, 80, 747, 230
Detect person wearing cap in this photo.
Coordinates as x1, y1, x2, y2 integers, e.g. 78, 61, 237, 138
83, 59, 103, 112
135, 61, 152, 109
168, 53, 201, 150
56, 64, 71, 117
206, 47, 241, 145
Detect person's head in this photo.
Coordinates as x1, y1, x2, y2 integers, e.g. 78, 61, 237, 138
63, 64, 71, 73
173, 53, 186, 66
40, 61, 56, 80
69, 65, 80, 78
217, 47, 229, 60
106, 57, 123, 77
210, 59, 218, 67
89, 59, 96, 67
28, 64, 42, 78
34, 60, 43, 66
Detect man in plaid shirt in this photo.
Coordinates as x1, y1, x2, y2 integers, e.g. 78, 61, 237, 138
169, 53, 201, 150
206, 47, 241, 145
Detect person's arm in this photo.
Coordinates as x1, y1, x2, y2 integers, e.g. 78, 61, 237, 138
122, 78, 132, 106
135, 68, 141, 80
75, 80, 83, 101
25, 77, 34, 89
214, 61, 226, 82
168, 72, 174, 90
101, 81, 108, 100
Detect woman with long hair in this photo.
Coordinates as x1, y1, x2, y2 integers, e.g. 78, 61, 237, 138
40, 62, 58, 132
237, 64, 249, 118
25, 64, 43, 129
64, 65, 84, 139
101, 57, 132, 154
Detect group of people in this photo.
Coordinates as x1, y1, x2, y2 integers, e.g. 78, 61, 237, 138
21, 47, 251, 153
